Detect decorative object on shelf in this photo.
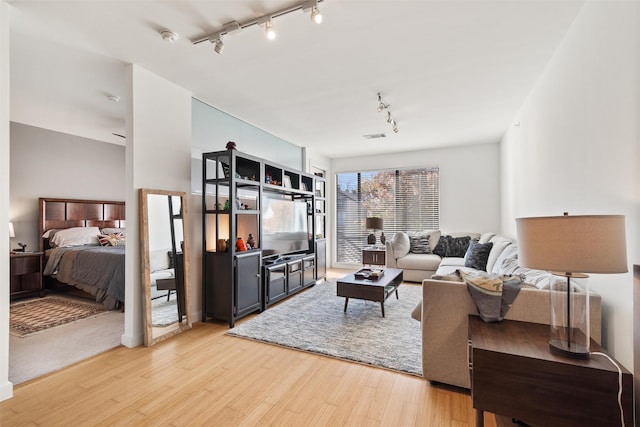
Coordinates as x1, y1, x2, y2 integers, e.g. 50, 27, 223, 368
517, 213, 627, 359
226, 141, 237, 150
224, 200, 230, 210
380, 232, 386, 245
365, 217, 383, 246
283, 175, 292, 188
236, 197, 242, 209
247, 234, 256, 250
236, 237, 247, 252
265, 173, 271, 184
217, 239, 227, 252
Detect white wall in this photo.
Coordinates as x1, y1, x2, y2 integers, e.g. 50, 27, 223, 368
1, 0, 13, 402
9, 123, 125, 250
501, 1, 640, 369
122, 65, 192, 348
331, 142, 501, 267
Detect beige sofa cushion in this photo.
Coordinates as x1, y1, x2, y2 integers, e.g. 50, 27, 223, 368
397, 253, 441, 271
485, 235, 514, 272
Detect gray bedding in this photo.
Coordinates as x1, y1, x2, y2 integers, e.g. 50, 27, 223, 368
44, 245, 125, 309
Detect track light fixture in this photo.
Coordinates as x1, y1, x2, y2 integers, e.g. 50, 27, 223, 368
265, 19, 276, 40
310, 5, 323, 23
193, 0, 325, 54
376, 92, 399, 133
213, 35, 224, 54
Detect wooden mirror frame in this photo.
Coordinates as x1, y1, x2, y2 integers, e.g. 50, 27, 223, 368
139, 188, 192, 346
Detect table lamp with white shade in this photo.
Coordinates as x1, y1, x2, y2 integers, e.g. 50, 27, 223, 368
516, 213, 627, 359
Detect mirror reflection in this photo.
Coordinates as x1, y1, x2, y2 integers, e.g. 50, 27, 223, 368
139, 189, 191, 346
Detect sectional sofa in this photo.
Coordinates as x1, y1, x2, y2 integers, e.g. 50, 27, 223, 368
386, 230, 602, 389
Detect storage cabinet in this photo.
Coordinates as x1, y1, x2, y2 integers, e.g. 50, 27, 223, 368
264, 263, 287, 307
303, 255, 315, 286
10, 252, 44, 300
287, 259, 303, 293
202, 150, 263, 327
363, 248, 386, 266
203, 149, 324, 326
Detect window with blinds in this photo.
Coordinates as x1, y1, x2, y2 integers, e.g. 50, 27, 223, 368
336, 167, 439, 264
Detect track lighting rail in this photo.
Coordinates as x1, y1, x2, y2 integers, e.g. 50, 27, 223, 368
192, 0, 324, 47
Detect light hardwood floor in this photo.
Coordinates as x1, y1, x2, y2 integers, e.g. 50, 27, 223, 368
1, 270, 500, 426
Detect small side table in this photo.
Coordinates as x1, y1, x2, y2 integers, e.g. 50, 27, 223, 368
362, 248, 385, 266
468, 315, 633, 427
10, 251, 44, 300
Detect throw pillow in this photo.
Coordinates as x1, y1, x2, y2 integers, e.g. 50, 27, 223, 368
432, 235, 449, 257
409, 233, 432, 254
390, 232, 411, 258
98, 234, 111, 247
447, 236, 472, 257
464, 241, 493, 271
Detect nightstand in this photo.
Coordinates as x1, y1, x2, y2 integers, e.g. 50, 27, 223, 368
468, 315, 633, 426
10, 252, 44, 300
362, 248, 386, 266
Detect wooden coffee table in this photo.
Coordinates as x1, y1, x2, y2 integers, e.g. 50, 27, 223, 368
336, 268, 403, 317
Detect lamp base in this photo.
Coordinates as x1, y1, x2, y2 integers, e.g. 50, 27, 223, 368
549, 339, 590, 359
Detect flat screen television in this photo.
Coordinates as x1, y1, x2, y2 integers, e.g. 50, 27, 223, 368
262, 195, 309, 257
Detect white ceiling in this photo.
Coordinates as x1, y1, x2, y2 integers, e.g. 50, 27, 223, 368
8, 0, 584, 158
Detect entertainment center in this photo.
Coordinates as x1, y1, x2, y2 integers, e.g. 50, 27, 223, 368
201, 149, 326, 327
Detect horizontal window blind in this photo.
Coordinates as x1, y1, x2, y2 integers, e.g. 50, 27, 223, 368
336, 167, 439, 264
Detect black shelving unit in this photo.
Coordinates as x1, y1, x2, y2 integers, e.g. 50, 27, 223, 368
202, 149, 325, 327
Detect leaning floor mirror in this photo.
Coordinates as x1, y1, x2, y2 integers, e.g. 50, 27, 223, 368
139, 188, 192, 346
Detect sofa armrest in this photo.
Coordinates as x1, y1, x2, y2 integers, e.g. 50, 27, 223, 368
385, 241, 398, 268
421, 278, 601, 389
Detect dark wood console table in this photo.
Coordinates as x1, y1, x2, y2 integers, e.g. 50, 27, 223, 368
468, 315, 632, 427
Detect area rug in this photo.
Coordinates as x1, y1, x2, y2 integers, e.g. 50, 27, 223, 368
10, 296, 109, 337
152, 293, 179, 327
227, 280, 423, 376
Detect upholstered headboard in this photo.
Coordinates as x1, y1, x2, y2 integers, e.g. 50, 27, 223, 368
39, 197, 126, 251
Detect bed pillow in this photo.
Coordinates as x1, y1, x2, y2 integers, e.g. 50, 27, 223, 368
100, 227, 125, 236
50, 226, 101, 247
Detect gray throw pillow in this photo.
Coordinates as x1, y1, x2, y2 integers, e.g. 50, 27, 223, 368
432, 235, 449, 257
447, 236, 472, 257
464, 241, 493, 271
409, 234, 432, 254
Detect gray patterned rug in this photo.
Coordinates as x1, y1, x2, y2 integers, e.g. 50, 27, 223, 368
227, 280, 423, 376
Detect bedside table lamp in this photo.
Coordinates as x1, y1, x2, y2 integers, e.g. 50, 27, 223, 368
365, 217, 383, 247
517, 214, 627, 359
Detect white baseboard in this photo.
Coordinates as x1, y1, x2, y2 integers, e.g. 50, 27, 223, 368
0, 380, 13, 402
120, 332, 143, 348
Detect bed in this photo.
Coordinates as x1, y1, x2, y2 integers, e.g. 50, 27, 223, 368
39, 197, 126, 310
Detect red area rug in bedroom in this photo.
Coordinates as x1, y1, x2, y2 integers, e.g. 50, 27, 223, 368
10, 296, 109, 337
